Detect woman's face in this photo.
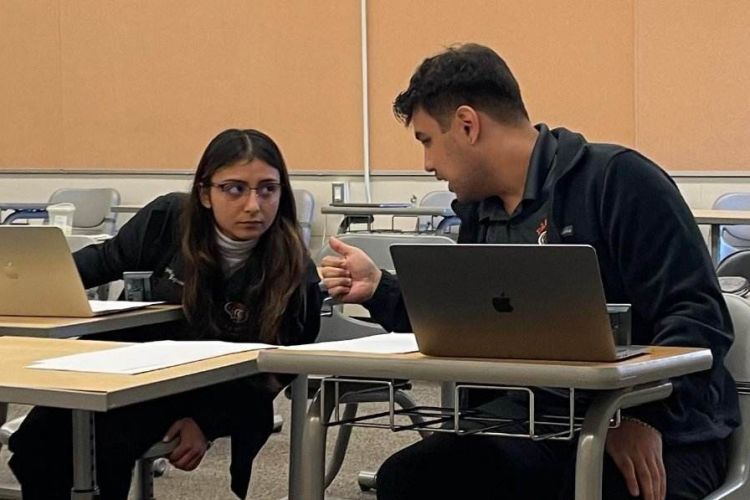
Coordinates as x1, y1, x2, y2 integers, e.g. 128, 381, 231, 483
200, 159, 282, 241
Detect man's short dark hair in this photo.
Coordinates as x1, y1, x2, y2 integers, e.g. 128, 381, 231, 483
393, 43, 529, 130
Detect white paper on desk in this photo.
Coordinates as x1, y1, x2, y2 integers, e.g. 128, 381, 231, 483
280, 333, 418, 354
27, 340, 276, 374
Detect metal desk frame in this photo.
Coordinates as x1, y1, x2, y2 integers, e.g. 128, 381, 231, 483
258, 346, 712, 500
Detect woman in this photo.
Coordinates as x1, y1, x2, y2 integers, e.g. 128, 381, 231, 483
8, 129, 322, 499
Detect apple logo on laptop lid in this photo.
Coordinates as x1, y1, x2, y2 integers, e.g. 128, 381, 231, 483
2, 261, 19, 280
492, 293, 514, 313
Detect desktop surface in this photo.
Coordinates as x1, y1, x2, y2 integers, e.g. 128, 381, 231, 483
0, 336, 261, 411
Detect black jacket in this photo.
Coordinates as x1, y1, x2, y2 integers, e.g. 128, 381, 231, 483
74, 192, 322, 498
366, 126, 740, 445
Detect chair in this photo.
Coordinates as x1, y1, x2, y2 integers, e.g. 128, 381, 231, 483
49, 188, 121, 236
717, 250, 750, 281
293, 188, 315, 248
416, 190, 460, 238
314, 233, 454, 489
704, 293, 750, 499
713, 193, 750, 262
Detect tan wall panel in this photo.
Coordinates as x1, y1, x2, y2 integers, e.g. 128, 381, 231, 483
635, 1, 750, 170
57, 0, 362, 170
0, 0, 61, 167
368, 0, 635, 170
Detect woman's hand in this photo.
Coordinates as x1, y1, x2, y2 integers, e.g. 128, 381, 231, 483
163, 417, 209, 471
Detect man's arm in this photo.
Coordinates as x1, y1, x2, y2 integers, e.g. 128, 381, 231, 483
597, 151, 735, 500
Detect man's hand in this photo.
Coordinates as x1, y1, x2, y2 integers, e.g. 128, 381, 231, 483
319, 237, 382, 303
163, 417, 209, 471
606, 418, 666, 500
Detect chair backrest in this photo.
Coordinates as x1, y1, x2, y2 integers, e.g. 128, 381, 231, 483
717, 250, 750, 281
713, 193, 750, 246
416, 191, 459, 235
293, 188, 315, 248
48, 188, 121, 235
705, 293, 750, 499
316, 233, 456, 271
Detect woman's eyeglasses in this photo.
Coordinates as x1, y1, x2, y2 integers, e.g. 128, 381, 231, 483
203, 181, 282, 201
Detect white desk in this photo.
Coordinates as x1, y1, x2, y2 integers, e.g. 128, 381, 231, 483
0, 305, 184, 497
0, 336, 261, 500
257, 346, 712, 500
321, 205, 455, 233
692, 209, 750, 265
0, 203, 48, 225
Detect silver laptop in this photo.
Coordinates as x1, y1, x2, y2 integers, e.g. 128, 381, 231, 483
0, 226, 157, 317
390, 244, 647, 362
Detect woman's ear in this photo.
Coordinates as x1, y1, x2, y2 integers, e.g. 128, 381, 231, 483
199, 187, 212, 209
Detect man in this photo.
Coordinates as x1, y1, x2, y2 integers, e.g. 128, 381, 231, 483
321, 44, 739, 499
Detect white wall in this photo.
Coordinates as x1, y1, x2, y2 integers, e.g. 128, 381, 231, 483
1, 171, 749, 255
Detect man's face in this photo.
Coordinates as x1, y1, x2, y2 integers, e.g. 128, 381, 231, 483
411, 108, 484, 202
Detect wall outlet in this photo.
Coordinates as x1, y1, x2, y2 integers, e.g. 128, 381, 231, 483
331, 181, 349, 204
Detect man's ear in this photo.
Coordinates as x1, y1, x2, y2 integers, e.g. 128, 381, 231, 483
455, 105, 480, 145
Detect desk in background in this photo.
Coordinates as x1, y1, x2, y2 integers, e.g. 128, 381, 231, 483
111, 205, 142, 214
0, 304, 183, 339
0, 336, 260, 500
692, 209, 750, 265
0, 203, 48, 225
321, 205, 455, 233
257, 346, 712, 500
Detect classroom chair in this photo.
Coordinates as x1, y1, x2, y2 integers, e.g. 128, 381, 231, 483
293, 188, 315, 248
713, 193, 750, 262
717, 250, 750, 281
49, 188, 121, 235
415, 190, 460, 238
704, 293, 750, 499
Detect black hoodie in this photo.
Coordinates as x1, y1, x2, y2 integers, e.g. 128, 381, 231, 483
365, 125, 740, 445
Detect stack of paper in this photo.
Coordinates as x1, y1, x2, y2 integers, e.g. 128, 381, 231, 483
280, 333, 418, 354
28, 340, 275, 374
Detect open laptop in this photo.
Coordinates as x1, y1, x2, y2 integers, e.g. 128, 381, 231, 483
0, 226, 159, 317
390, 244, 647, 362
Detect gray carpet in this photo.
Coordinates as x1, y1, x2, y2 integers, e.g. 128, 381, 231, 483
0, 382, 439, 499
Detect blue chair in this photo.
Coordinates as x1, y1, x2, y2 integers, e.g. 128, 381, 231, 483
713, 193, 750, 262
416, 191, 460, 239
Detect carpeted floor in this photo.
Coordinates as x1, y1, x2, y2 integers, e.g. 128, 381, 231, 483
0, 381, 439, 499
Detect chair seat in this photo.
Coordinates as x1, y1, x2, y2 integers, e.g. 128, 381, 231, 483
0, 416, 25, 445
141, 436, 179, 459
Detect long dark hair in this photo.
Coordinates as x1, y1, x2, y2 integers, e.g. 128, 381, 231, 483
180, 129, 306, 343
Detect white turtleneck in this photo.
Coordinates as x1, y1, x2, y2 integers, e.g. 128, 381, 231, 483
214, 227, 257, 277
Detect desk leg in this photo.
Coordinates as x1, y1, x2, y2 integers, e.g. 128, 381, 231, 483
440, 382, 455, 408
71, 410, 98, 500
295, 386, 337, 500
710, 224, 721, 266
575, 382, 672, 500
289, 375, 309, 500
